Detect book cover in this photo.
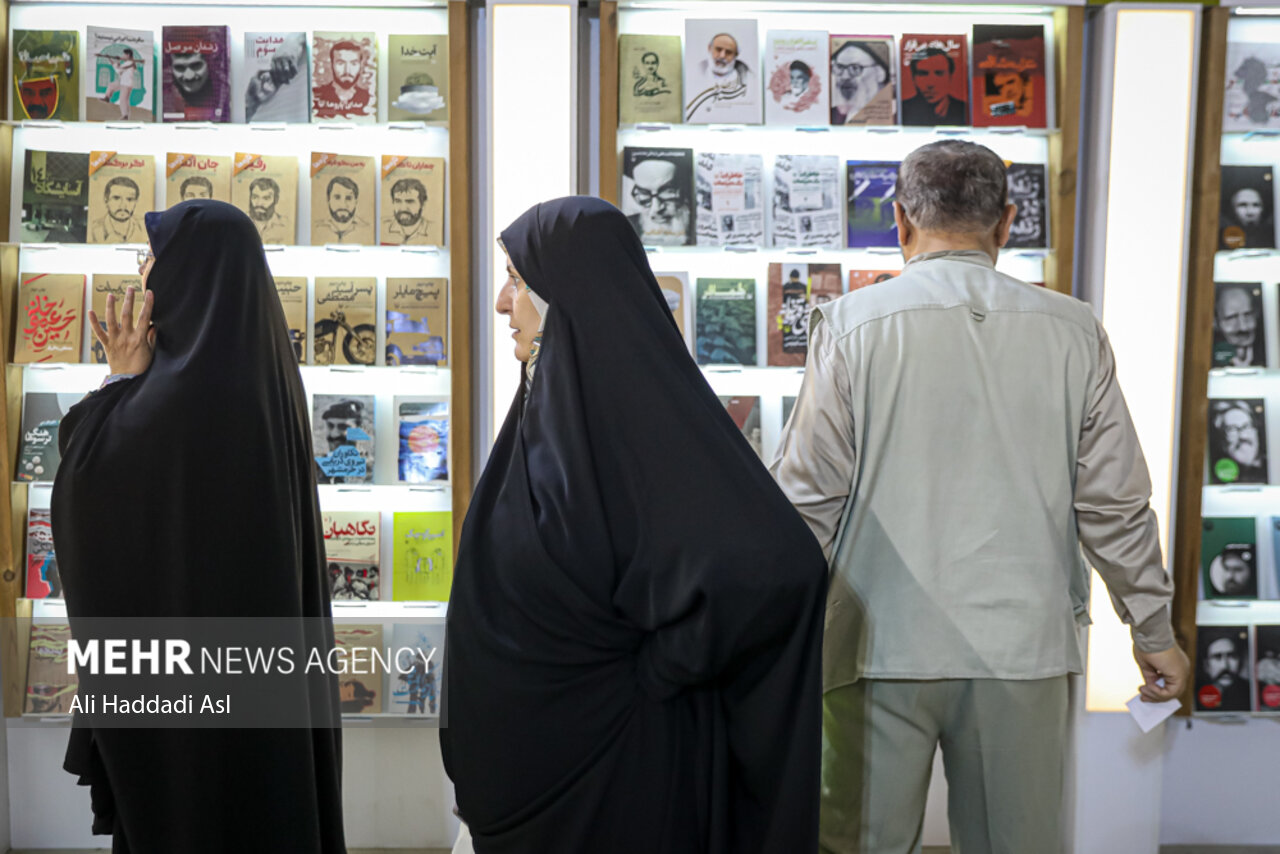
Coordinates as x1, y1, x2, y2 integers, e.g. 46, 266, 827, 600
1224, 42, 1280, 132
972, 24, 1046, 128
333, 624, 383, 713
244, 32, 309, 122
273, 276, 307, 363
90, 275, 143, 363
619, 34, 681, 124
695, 152, 764, 246
12, 30, 78, 121
86, 27, 154, 122
88, 152, 154, 244
396, 397, 449, 483
313, 278, 377, 366
653, 272, 690, 345
767, 263, 842, 367
1213, 282, 1266, 368
386, 278, 448, 366
161, 26, 230, 122
392, 512, 453, 602
312, 32, 377, 122
695, 278, 756, 366
389, 621, 444, 715
849, 269, 899, 291
26, 507, 60, 599
683, 19, 762, 124
764, 30, 827, 125
719, 395, 762, 457
311, 153, 376, 245
830, 36, 895, 125
1220, 165, 1276, 251
231, 153, 298, 245
381, 156, 445, 246
165, 153, 231, 208
389, 35, 448, 122
1257, 624, 1280, 713
323, 511, 380, 600
899, 34, 968, 127
621, 147, 694, 246
847, 161, 900, 248
15, 274, 84, 364
25, 623, 78, 714
1201, 517, 1258, 601
312, 394, 374, 484
1209, 398, 1268, 485
1195, 624, 1252, 713
1005, 162, 1048, 249
17, 393, 81, 484
20, 150, 88, 243
772, 154, 841, 249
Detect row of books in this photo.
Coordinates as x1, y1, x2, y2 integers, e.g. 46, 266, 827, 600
621, 23, 1047, 129
13, 28, 446, 124
623, 149, 1048, 251
1194, 624, 1280, 715
21, 150, 445, 248
15, 273, 448, 368
1201, 517, 1280, 601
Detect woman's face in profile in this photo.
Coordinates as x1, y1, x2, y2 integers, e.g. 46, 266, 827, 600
495, 247, 542, 363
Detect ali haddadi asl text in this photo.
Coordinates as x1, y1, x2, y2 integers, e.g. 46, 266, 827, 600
70, 693, 230, 715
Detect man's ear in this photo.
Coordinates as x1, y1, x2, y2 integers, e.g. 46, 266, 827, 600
893, 201, 912, 249
995, 202, 1018, 249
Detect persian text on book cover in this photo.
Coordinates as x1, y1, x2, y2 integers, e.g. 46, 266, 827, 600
90, 275, 144, 363
397, 397, 449, 483
1005, 162, 1048, 249
1213, 282, 1266, 369
1194, 624, 1252, 714
312, 394, 375, 484
387, 278, 448, 366
25, 623, 78, 714
764, 31, 826, 125
971, 25, 1046, 128
323, 511, 380, 601
899, 34, 968, 127
767, 263, 842, 367
1200, 517, 1258, 601
334, 624, 383, 713
622, 147, 694, 247
389, 35, 448, 122
1219, 165, 1276, 252
1256, 624, 1280, 713
683, 19, 761, 124
390, 622, 444, 715
1208, 398, 1268, 485
244, 32, 309, 122
830, 36, 895, 125
16, 274, 83, 364
849, 270, 899, 291
87, 27, 153, 122
26, 507, 59, 598
13, 30, 78, 121
847, 161, 899, 249
695, 153, 764, 247
313, 278, 377, 366
17, 392, 81, 484
273, 276, 307, 363
88, 152, 155, 245
719, 395, 762, 458
161, 26, 230, 122
695, 278, 757, 366
654, 273, 690, 345
21, 150, 88, 243
772, 155, 841, 249
382, 156, 445, 246
392, 512, 453, 602
619, 35, 681, 124
1224, 42, 1280, 132
166, 153, 230, 208
232, 153, 297, 245
311, 153, 376, 245
312, 32, 377, 122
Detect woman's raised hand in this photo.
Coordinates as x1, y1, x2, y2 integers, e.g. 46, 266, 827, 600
89, 286, 155, 376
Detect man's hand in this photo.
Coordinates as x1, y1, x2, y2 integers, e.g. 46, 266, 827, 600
1134, 644, 1191, 703
89, 286, 155, 377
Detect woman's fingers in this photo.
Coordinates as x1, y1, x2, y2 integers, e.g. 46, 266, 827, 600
105, 293, 121, 336
136, 290, 154, 343
120, 287, 136, 334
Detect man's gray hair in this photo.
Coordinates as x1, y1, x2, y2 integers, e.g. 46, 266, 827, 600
895, 140, 1009, 233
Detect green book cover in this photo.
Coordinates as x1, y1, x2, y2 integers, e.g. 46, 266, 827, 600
392, 511, 453, 602
695, 278, 757, 366
13, 30, 79, 121
1201, 517, 1258, 600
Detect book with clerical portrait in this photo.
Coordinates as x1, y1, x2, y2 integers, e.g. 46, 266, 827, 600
12, 30, 79, 121
323, 512, 380, 601
312, 32, 377, 122
695, 278, 757, 366
695, 152, 764, 247
86, 27, 154, 122
683, 19, 761, 124
386, 278, 448, 366
381, 156, 445, 247
771, 154, 841, 249
165, 153, 231, 208
160, 25, 230, 122
310, 153, 376, 246
621, 147, 695, 246
333, 624, 384, 713
312, 394, 375, 484
89, 275, 143, 364
392, 512, 453, 602
829, 36, 895, 126
899, 33, 969, 127
20, 150, 88, 243
388, 34, 448, 122
243, 32, 309, 122
396, 397, 449, 483
231, 153, 298, 245
87, 152, 154, 244
767, 263, 842, 367
971, 24, 1047, 129
273, 276, 307, 363
313, 278, 377, 366
618, 34, 682, 124
15, 274, 84, 364
1200, 517, 1258, 601
24, 623, 78, 715
764, 30, 827, 126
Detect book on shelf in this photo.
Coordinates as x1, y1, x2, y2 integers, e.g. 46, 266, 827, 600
846, 161, 900, 249
166, 153, 231, 207
323, 511, 380, 601
618, 34, 682, 124
396, 397, 449, 484
1200, 517, 1258, 601
312, 32, 377, 123
695, 152, 764, 247
388, 34, 448, 122
87, 26, 154, 122
333, 624, 384, 713
1219, 165, 1276, 252
18, 393, 82, 484
971, 24, 1047, 129
683, 19, 761, 124
90, 275, 144, 364
88, 152, 155, 245
653, 272, 690, 346
313, 277, 377, 366
763, 30, 827, 126
232, 153, 298, 246
1256, 624, 1280, 713
719, 395, 762, 458
621, 147, 694, 247
15, 273, 84, 364
1208, 398, 1268, 485
771, 154, 841, 249
830, 36, 895, 126
695, 277, 757, 366
161, 25, 230, 122
392, 512, 453, 602
899, 33, 968, 127
849, 269, 899, 291
389, 622, 444, 716
311, 153, 377, 246
273, 276, 307, 364
767, 262, 842, 367
13, 29, 79, 121
1005, 162, 1048, 249
243, 32, 309, 122
312, 394, 375, 485
25, 623, 78, 715
1224, 41, 1280, 132
1194, 624, 1252, 714
387, 278, 448, 366
1212, 282, 1266, 369
26, 507, 60, 599
381, 156, 445, 247
21, 150, 89, 243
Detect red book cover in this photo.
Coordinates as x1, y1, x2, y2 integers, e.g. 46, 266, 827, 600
767, 262, 842, 367
899, 33, 968, 127
848, 270, 899, 292
972, 24, 1046, 128
161, 26, 230, 122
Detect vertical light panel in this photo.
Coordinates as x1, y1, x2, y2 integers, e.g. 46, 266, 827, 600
488, 2, 576, 439
1087, 7, 1198, 712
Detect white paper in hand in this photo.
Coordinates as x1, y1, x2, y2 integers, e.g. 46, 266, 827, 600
1126, 678, 1182, 733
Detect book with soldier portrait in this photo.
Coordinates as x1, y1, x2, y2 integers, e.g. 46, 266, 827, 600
15, 274, 84, 364
89, 275, 144, 364
12, 30, 79, 121
387, 278, 448, 366
695, 277, 757, 366
899, 33, 968, 127
1200, 517, 1258, 601
767, 262, 842, 367
161, 25, 230, 122
1224, 41, 1280, 132
381, 156, 445, 247
396, 397, 449, 483
1220, 165, 1276, 251
1005, 162, 1048, 249
695, 152, 764, 247
683, 19, 761, 124
312, 394, 375, 484
392, 512, 453, 603
389, 621, 445, 715
849, 269, 899, 291
313, 277, 377, 366
847, 160, 899, 248
231, 153, 297, 245
333, 624, 384, 713
764, 30, 827, 126
1256, 624, 1280, 713
1212, 282, 1266, 368
830, 35, 895, 126
972, 24, 1046, 128
243, 32, 309, 122
719, 395, 762, 458
621, 147, 694, 246
273, 276, 307, 363
654, 272, 690, 346
1208, 398, 1268, 485
86, 27, 154, 122
25, 623, 78, 715
165, 153, 230, 209
618, 34, 682, 124
772, 154, 841, 249
26, 507, 60, 599
389, 34, 448, 122
17, 392, 82, 483
1195, 624, 1252, 714
323, 512, 380, 601
311, 152, 376, 246
20, 150, 88, 243
312, 31, 377, 122
87, 152, 154, 244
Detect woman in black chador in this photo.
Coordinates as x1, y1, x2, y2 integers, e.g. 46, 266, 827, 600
52, 200, 345, 852
440, 197, 827, 853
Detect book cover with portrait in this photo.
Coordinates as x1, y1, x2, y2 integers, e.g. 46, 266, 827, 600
1005, 162, 1048, 249
389, 621, 445, 715
764, 30, 827, 126
26, 507, 59, 599
396, 397, 449, 483
312, 394, 375, 484
20, 150, 88, 243
388, 34, 448, 122
25, 623, 78, 715
312, 32, 377, 122
273, 276, 307, 363
829, 35, 895, 126
87, 152, 154, 244
695, 278, 757, 366
653, 272, 690, 346
15, 274, 84, 364
899, 33, 968, 127
971, 24, 1046, 128
381, 156, 445, 247
17, 392, 82, 482
1220, 165, 1276, 251
160, 25, 230, 122
165, 153, 231, 208
772, 154, 841, 249
333, 624, 383, 713
313, 277, 377, 366
311, 152, 376, 246
231, 153, 298, 246
387, 278, 448, 366
849, 269, 899, 291
1256, 624, 1280, 713
86, 27, 153, 122
89, 275, 143, 364
12, 30, 78, 121
619, 34, 682, 124
392, 513, 453, 603
1200, 517, 1258, 601
322, 511, 380, 601
767, 262, 842, 367
621, 147, 694, 246
695, 152, 764, 246
243, 32, 309, 122
1208, 398, 1268, 485
1195, 624, 1253, 713
847, 161, 900, 248
1224, 41, 1280, 132
719, 396, 762, 457
683, 19, 761, 124
1212, 282, 1266, 368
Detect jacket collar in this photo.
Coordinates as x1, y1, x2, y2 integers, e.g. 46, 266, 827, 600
903, 249, 996, 270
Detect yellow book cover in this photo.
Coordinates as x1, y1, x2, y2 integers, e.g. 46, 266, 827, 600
380, 155, 444, 246
392, 511, 452, 602
311, 152, 376, 246
87, 151, 154, 244
273, 275, 307, 363
231, 153, 297, 245
313, 277, 376, 366
16, 273, 83, 364
165, 152, 231, 207
386, 277, 447, 366
90, 274, 143, 363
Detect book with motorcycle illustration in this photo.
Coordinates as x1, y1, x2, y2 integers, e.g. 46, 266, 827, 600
312, 277, 376, 366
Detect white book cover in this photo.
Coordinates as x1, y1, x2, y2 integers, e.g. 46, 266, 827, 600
1225, 41, 1280, 132
771, 155, 841, 249
695, 153, 764, 246
684, 19, 761, 124
764, 30, 827, 125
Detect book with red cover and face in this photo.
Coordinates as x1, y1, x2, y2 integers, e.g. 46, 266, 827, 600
972, 24, 1047, 128
323, 511, 380, 600
312, 32, 377, 122
899, 33, 968, 127
12, 30, 79, 121
767, 263, 842, 367
161, 26, 230, 122
849, 270, 899, 291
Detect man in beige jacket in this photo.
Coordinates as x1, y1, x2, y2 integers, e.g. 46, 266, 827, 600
771, 140, 1190, 853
